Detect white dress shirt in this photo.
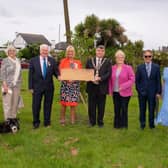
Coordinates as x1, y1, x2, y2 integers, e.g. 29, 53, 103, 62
96, 57, 102, 67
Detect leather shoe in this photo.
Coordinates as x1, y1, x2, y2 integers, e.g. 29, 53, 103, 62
150, 126, 155, 129
98, 124, 104, 128
88, 123, 95, 127
33, 124, 39, 129
44, 124, 51, 128
140, 126, 145, 130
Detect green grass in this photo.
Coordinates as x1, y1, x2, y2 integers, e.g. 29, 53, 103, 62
0, 70, 168, 168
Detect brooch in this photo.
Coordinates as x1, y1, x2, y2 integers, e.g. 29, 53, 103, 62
48, 61, 51, 67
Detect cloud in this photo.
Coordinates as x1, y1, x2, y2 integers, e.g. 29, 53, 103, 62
0, 6, 13, 18
0, 0, 64, 18
126, 31, 143, 40
9, 19, 23, 25
0, 0, 168, 49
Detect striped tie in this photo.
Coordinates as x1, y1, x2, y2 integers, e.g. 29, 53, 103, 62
146, 63, 150, 77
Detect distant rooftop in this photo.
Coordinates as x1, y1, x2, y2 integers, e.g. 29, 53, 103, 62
55, 41, 68, 50
17, 33, 51, 46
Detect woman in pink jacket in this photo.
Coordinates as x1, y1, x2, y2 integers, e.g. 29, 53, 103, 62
109, 50, 135, 128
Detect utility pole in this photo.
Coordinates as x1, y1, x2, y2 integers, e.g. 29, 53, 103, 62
63, 0, 71, 44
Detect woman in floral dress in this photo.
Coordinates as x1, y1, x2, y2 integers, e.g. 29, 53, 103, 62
59, 45, 82, 125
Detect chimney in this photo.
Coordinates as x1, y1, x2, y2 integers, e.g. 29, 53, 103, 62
15, 32, 19, 37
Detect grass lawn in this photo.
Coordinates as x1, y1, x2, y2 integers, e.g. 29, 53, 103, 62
0, 70, 168, 168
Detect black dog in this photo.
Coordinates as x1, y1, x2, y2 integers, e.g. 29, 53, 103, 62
0, 118, 20, 133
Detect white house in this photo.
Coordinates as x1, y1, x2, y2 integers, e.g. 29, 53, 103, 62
13, 33, 51, 49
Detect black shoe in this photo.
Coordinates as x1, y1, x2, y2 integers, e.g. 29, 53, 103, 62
140, 126, 145, 130
33, 124, 39, 129
44, 121, 51, 127
150, 126, 155, 129
114, 126, 121, 129
98, 124, 104, 128
88, 123, 95, 127
44, 124, 51, 128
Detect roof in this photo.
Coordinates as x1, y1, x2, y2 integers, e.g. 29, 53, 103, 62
18, 33, 51, 46
55, 42, 68, 50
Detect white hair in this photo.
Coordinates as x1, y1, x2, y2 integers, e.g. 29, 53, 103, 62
40, 44, 49, 51
6, 45, 16, 55
115, 50, 126, 58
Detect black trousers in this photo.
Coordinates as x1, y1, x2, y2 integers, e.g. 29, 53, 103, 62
88, 92, 106, 126
32, 89, 54, 126
113, 92, 130, 128
138, 94, 156, 128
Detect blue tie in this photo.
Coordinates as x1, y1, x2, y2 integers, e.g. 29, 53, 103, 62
43, 58, 47, 79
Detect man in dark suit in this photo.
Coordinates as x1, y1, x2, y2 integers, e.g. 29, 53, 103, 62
86, 45, 111, 127
29, 44, 60, 129
136, 50, 161, 129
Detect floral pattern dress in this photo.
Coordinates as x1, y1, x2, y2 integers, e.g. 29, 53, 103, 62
59, 58, 82, 106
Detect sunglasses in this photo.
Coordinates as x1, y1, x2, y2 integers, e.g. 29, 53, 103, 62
144, 55, 152, 58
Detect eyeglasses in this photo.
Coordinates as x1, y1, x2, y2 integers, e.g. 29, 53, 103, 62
144, 55, 152, 58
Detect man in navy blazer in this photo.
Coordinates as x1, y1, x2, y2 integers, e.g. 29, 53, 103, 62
136, 50, 161, 129
29, 44, 60, 129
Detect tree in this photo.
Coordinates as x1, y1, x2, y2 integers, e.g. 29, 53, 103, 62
73, 15, 144, 68
0, 51, 7, 58
153, 50, 168, 69
72, 35, 95, 64
63, 0, 71, 44
18, 44, 40, 59
74, 14, 128, 48
122, 40, 144, 68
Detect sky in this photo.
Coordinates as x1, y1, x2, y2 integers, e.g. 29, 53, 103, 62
0, 0, 168, 49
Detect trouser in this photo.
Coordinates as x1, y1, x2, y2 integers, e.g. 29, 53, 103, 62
88, 92, 106, 126
113, 92, 130, 128
138, 94, 156, 128
2, 86, 21, 120
32, 89, 54, 126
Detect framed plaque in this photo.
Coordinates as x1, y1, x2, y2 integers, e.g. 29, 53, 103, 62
60, 68, 94, 81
